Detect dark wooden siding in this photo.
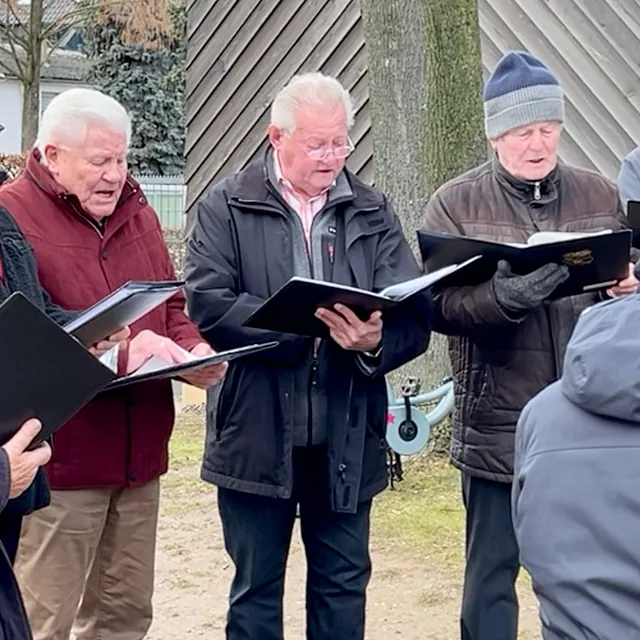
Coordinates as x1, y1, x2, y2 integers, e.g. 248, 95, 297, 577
186, 0, 640, 216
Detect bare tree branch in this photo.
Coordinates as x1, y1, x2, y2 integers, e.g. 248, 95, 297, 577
0, 55, 16, 76
41, 2, 100, 38
0, 0, 30, 53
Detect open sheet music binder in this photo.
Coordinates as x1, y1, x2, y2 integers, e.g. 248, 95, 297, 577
63, 280, 184, 347
0, 292, 278, 447
244, 257, 480, 338
417, 228, 632, 299
0, 292, 115, 448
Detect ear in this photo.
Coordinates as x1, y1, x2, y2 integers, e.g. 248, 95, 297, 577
43, 143, 62, 174
267, 124, 283, 150
489, 138, 498, 151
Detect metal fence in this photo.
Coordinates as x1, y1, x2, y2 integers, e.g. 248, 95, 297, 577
133, 174, 186, 231
133, 174, 187, 278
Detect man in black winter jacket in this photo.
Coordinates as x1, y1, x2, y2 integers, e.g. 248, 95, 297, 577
185, 72, 431, 640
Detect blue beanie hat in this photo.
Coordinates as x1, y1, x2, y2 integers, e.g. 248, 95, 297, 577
483, 51, 564, 139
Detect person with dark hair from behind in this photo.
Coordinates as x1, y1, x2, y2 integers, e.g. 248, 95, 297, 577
513, 293, 640, 638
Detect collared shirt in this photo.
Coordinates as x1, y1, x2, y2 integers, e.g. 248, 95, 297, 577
273, 151, 334, 249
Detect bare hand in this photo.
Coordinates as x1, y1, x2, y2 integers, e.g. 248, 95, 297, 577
88, 326, 131, 357
607, 263, 639, 298
315, 304, 383, 352
126, 330, 189, 374
179, 342, 228, 389
2, 419, 52, 499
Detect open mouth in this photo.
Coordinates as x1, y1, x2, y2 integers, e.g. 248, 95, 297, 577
95, 190, 116, 198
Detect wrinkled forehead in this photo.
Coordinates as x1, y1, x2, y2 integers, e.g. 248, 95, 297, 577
54, 121, 128, 156
290, 104, 348, 140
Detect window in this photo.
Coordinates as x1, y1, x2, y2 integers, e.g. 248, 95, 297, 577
40, 90, 59, 120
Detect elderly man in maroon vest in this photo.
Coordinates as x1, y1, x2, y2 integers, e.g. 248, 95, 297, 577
0, 88, 227, 640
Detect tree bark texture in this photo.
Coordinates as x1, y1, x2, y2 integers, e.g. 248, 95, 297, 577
424, 0, 487, 193
361, 0, 486, 393
21, 0, 43, 151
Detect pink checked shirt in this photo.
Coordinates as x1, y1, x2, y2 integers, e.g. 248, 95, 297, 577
273, 152, 333, 250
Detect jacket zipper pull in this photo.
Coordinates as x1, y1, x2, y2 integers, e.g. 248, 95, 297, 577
338, 463, 346, 483
534, 182, 541, 201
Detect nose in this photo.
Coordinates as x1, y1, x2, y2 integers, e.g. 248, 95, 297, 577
528, 130, 545, 151
103, 163, 126, 183
320, 150, 342, 168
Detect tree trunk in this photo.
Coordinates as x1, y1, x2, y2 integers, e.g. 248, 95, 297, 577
361, 0, 486, 393
21, 0, 44, 151
424, 0, 487, 193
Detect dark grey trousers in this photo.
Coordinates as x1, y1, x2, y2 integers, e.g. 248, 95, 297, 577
218, 446, 372, 640
461, 473, 520, 640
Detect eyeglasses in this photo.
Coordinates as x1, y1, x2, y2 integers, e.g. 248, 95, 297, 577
298, 137, 355, 161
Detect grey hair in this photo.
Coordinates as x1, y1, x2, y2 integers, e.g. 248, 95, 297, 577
36, 88, 132, 159
270, 72, 355, 133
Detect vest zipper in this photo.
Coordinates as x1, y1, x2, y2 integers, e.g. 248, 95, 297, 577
534, 182, 541, 201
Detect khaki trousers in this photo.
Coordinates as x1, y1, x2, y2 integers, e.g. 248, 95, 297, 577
14, 479, 160, 640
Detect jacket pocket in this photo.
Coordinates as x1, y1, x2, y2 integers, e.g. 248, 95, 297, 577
466, 364, 490, 421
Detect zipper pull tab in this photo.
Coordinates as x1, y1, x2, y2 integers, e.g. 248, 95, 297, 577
534, 182, 541, 201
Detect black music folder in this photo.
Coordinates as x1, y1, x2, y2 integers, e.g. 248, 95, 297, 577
0, 293, 116, 448
106, 341, 279, 390
417, 228, 632, 299
63, 280, 184, 347
244, 257, 481, 338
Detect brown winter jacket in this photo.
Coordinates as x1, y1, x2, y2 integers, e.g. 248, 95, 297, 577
423, 155, 628, 483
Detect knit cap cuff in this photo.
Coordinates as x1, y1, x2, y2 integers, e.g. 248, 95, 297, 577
484, 84, 564, 139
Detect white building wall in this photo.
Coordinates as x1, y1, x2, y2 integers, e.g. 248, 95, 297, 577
0, 78, 88, 154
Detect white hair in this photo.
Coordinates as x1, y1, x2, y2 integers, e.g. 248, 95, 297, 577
36, 88, 132, 159
270, 72, 355, 133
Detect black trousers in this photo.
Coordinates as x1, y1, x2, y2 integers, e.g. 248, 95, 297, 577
460, 473, 520, 640
218, 446, 372, 640
0, 514, 23, 565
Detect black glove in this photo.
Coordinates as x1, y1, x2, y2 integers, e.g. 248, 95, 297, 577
492, 260, 570, 312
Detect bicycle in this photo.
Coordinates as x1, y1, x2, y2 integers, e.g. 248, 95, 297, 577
385, 375, 454, 488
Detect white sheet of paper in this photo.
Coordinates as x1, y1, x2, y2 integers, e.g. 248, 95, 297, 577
526, 229, 611, 246
133, 345, 201, 376
380, 256, 480, 300
98, 344, 119, 373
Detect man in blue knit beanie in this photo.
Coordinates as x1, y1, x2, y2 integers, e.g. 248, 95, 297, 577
423, 50, 638, 640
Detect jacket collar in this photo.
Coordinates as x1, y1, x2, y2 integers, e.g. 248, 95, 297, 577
492, 153, 560, 206
24, 148, 146, 235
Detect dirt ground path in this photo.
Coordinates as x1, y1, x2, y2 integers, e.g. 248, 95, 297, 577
147, 465, 541, 640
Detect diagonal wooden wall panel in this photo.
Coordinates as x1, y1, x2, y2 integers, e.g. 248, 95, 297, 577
186, 0, 640, 219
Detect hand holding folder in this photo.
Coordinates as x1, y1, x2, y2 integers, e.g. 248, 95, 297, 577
0, 292, 116, 448
244, 256, 481, 338
0, 292, 279, 448
417, 228, 632, 299
106, 341, 278, 390
3, 419, 52, 497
